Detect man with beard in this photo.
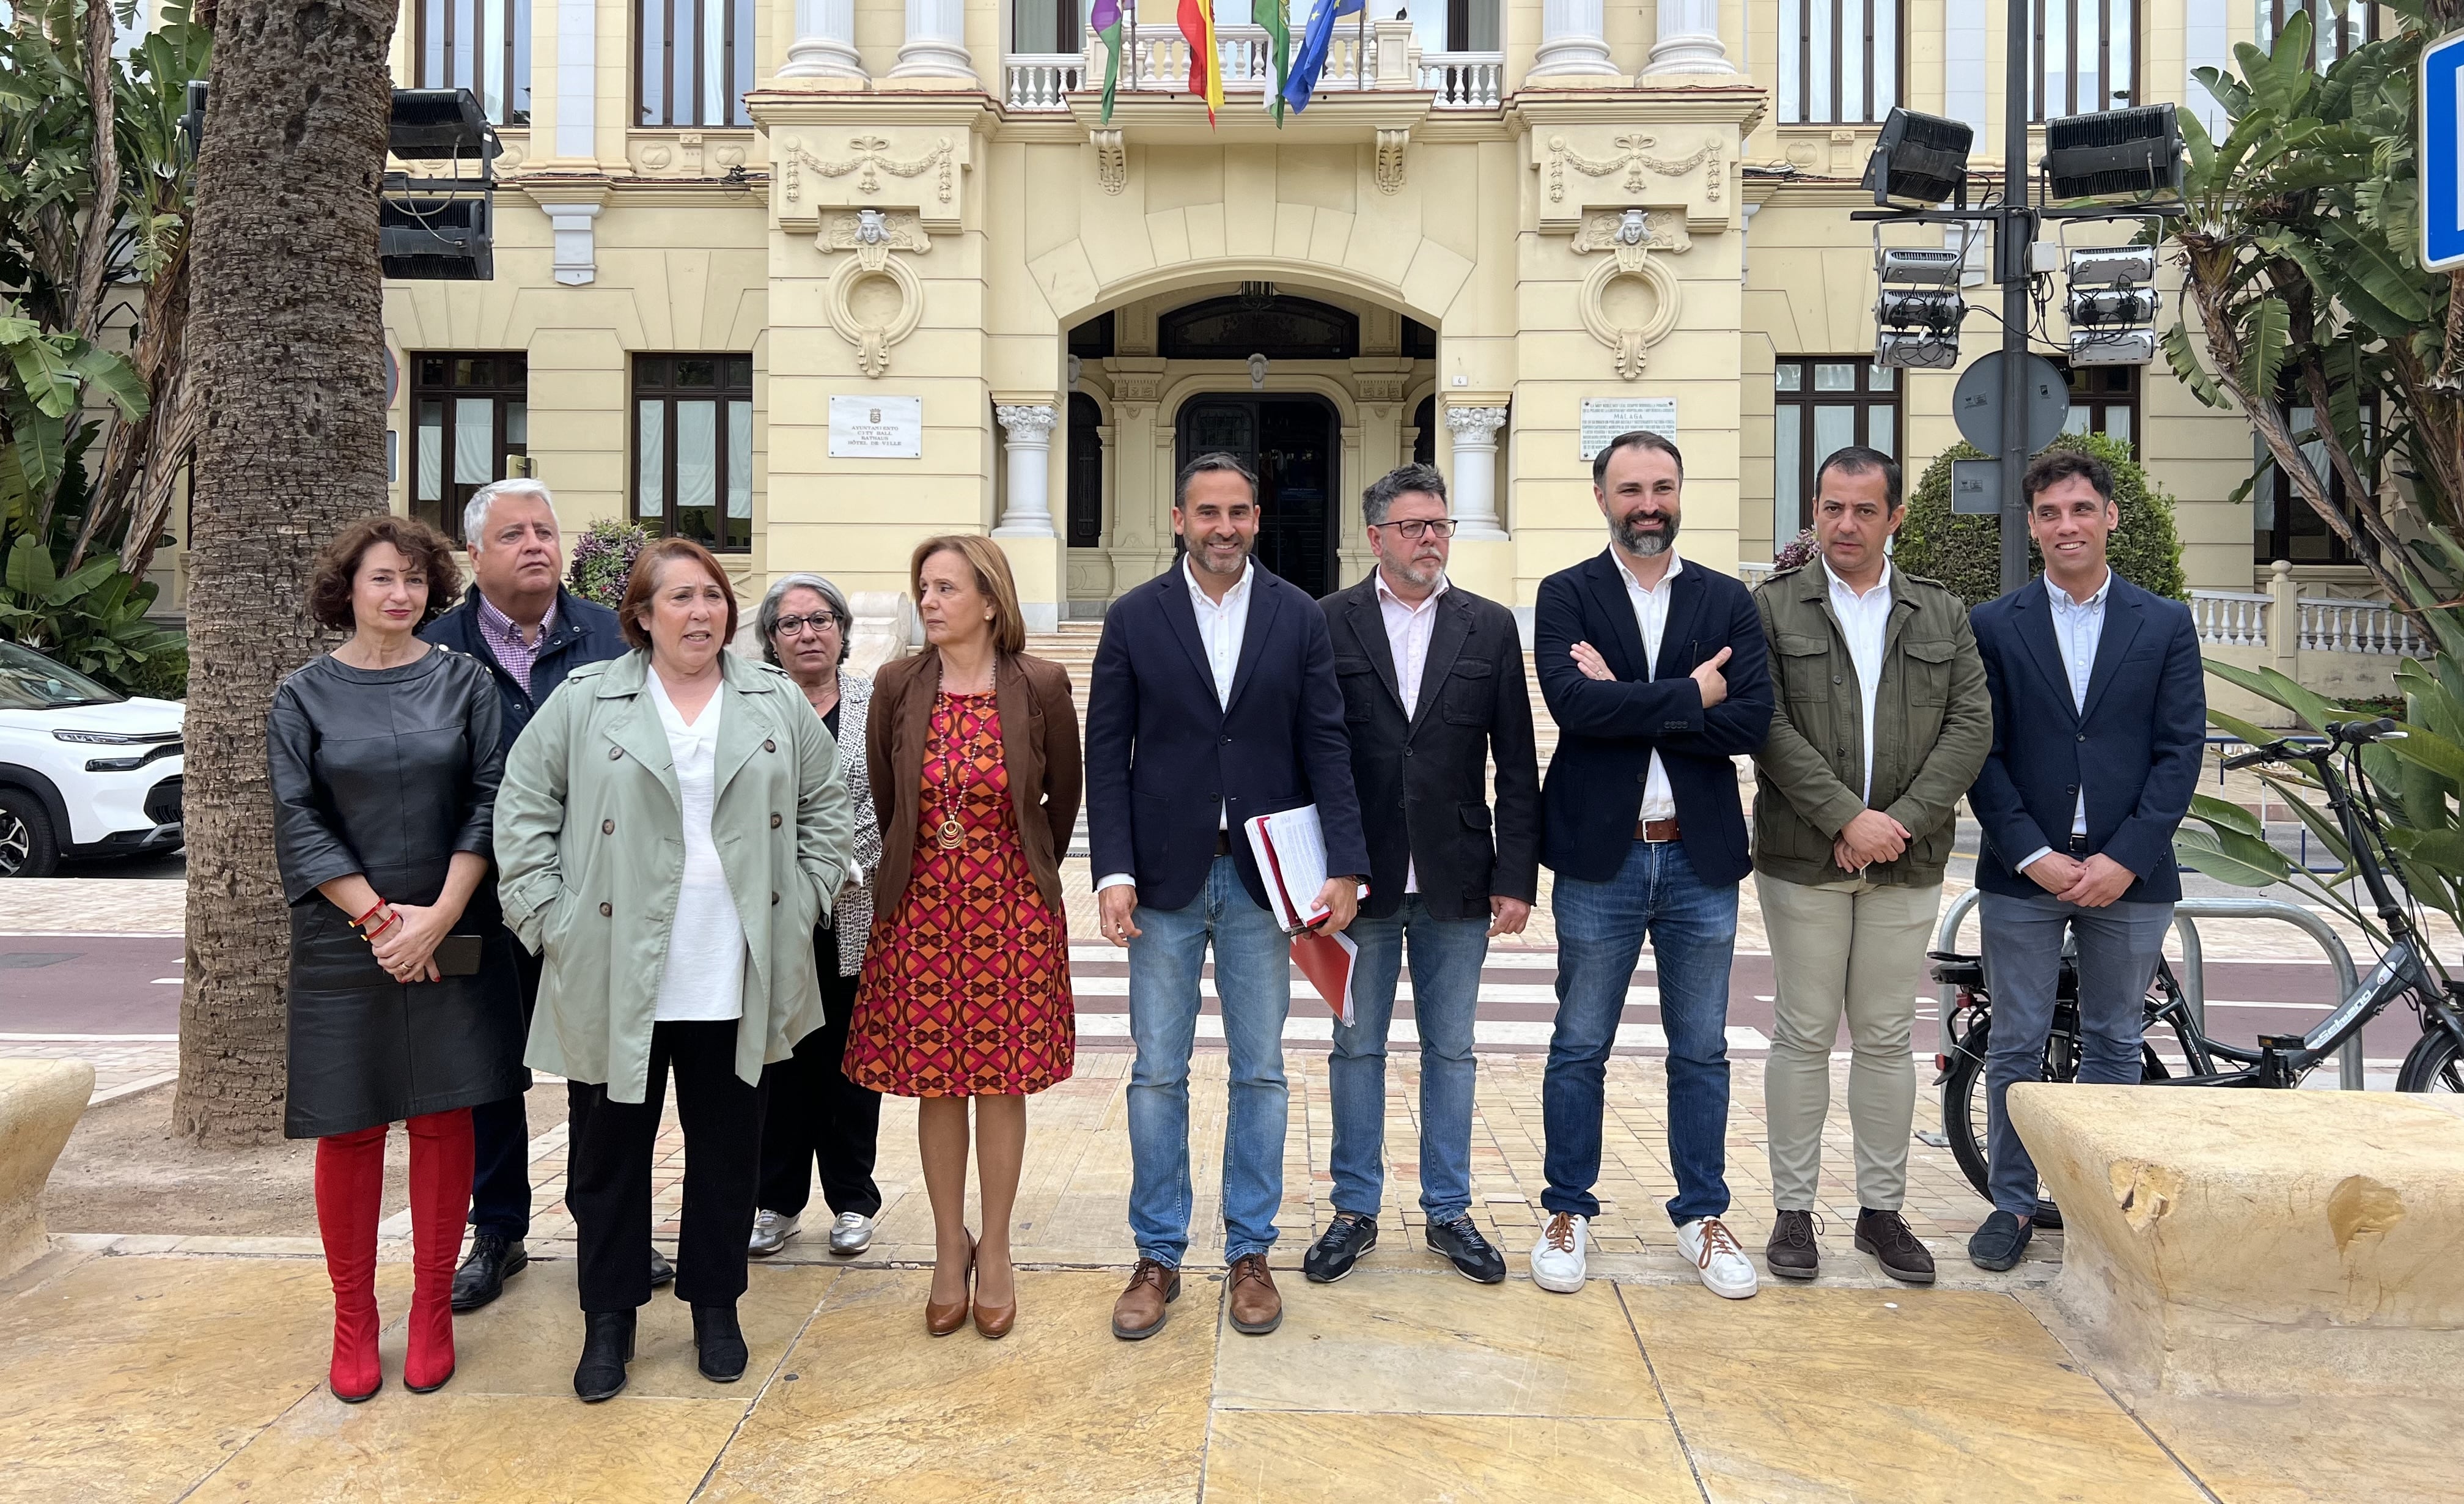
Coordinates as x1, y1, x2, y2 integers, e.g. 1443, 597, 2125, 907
1529, 430, 1772, 1299
1087, 452, 1370, 1341
1306, 464, 1540, 1288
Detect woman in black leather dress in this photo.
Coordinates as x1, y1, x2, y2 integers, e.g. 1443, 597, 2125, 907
268, 514, 525, 1404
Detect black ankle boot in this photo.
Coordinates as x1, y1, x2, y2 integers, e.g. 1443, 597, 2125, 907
692, 1303, 748, 1382
574, 1309, 636, 1403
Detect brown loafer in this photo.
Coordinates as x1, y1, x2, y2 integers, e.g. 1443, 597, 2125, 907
1111, 1258, 1181, 1341
1227, 1253, 1282, 1336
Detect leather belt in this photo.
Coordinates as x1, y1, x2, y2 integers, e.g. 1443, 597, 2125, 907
2067, 834, 2093, 855
1636, 819, 1682, 843
1215, 830, 1235, 857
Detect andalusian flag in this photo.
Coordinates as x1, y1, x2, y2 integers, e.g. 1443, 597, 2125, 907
1179, 0, 1223, 123
1257, 0, 1292, 123
1093, 0, 1125, 122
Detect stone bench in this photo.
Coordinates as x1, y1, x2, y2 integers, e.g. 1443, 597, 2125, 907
0, 1059, 93, 1277
2009, 1082, 2464, 1396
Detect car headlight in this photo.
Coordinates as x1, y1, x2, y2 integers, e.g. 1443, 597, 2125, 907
53, 729, 171, 745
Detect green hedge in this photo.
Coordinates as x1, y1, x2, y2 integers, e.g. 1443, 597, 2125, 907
1894, 430, 2188, 607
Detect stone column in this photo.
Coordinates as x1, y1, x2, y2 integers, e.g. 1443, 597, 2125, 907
1444, 406, 1509, 539
1527, 0, 1619, 81
889, 0, 977, 81
993, 405, 1059, 537
778, 0, 867, 80
1642, 0, 1735, 75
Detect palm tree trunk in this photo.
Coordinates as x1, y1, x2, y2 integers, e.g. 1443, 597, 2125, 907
174, 0, 398, 1143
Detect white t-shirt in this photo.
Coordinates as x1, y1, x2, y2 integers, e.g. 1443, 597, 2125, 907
647, 673, 747, 1023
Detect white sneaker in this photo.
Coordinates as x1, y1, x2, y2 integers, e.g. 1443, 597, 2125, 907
1678, 1216, 1760, 1299
1530, 1212, 1590, 1294
828, 1211, 875, 1256
749, 1209, 800, 1257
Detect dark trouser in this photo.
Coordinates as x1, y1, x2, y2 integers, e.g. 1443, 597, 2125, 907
757, 927, 883, 1219
469, 941, 543, 1239
566, 1019, 768, 1313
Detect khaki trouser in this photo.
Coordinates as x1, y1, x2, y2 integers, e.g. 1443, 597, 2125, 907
1757, 872, 1943, 1212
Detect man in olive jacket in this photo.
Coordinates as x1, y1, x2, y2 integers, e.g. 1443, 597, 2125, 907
1750, 446, 1990, 1286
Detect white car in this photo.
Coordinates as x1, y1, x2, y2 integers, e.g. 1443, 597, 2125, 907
0, 641, 185, 877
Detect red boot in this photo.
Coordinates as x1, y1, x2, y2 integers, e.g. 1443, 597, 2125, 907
404, 1108, 474, 1393
314, 1124, 389, 1403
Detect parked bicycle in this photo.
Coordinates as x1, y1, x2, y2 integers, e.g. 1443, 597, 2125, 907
1932, 717, 2464, 1224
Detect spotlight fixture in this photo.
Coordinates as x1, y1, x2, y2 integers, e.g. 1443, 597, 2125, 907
2045, 106, 2183, 201
2063, 241, 2158, 366
1861, 109, 1976, 210
1872, 241, 1966, 369
381, 89, 500, 281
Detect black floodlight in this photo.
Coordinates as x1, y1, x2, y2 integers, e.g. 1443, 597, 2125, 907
1862, 108, 1974, 209
2045, 105, 2182, 201
383, 88, 499, 281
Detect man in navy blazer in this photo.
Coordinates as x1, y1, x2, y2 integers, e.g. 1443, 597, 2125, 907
1529, 430, 1773, 1301
1086, 451, 1370, 1342
1964, 448, 2204, 1272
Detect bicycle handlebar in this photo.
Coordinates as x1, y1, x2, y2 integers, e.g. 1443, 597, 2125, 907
2221, 720, 2402, 769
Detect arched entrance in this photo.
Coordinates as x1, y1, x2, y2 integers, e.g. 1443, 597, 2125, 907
1175, 394, 1340, 596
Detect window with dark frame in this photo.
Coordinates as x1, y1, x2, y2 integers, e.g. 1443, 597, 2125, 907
1067, 393, 1104, 550
1779, 0, 1904, 125
2056, 361, 2141, 452
633, 355, 756, 553
2256, 397, 2375, 566
636, 0, 756, 128
411, 353, 529, 545
1770, 357, 1900, 550
2030, 0, 2139, 120
415, 0, 532, 125
1011, 0, 1084, 53
2263, 1, 2381, 68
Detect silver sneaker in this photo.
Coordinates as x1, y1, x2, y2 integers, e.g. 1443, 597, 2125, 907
748, 1209, 800, 1257
828, 1211, 875, 1256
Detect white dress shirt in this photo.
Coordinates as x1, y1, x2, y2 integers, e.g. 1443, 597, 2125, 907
1617, 551, 1684, 822
1823, 558, 1894, 806
1377, 569, 1451, 893
647, 674, 747, 1022
1094, 556, 1256, 894
2017, 567, 2112, 873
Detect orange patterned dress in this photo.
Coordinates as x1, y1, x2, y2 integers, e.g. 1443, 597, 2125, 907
844, 691, 1075, 1097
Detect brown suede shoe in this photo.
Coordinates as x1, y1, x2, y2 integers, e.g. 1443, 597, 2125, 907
1227, 1253, 1282, 1336
1765, 1209, 1821, 1281
1855, 1209, 1936, 1286
1111, 1258, 1182, 1341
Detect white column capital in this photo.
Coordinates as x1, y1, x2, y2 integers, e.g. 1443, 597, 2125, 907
778, 0, 867, 80
1641, 0, 1736, 76
1444, 406, 1509, 539
1444, 405, 1509, 447
995, 404, 1060, 538
996, 403, 1060, 446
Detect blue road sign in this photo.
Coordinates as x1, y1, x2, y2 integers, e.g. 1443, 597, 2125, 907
2425, 31, 2464, 273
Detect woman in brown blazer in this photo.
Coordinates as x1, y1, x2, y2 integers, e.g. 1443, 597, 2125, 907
843, 534, 1082, 1339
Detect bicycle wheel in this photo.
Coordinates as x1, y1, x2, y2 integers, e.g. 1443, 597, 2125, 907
2396, 1028, 2464, 1093
1939, 1023, 2065, 1229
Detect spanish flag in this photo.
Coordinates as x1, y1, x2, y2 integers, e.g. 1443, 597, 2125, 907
1179, 0, 1223, 123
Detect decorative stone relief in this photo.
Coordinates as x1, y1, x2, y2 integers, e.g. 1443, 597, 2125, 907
1357, 376, 1409, 403
1092, 129, 1127, 196
1375, 128, 1408, 195
1572, 207, 1684, 381
781, 135, 955, 206
1545, 133, 1724, 206
821, 208, 929, 378
1111, 373, 1161, 404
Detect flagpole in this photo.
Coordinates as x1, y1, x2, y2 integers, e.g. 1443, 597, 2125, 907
1356, 0, 1366, 90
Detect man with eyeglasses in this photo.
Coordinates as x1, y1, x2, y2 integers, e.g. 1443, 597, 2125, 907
1307, 463, 1540, 1286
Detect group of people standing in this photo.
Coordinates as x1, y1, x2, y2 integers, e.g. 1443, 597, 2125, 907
267, 421, 2201, 1404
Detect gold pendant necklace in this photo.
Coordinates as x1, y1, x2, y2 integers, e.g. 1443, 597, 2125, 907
933, 662, 966, 850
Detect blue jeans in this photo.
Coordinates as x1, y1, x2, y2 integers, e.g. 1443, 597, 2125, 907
1543, 839, 1738, 1225
1979, 891, 2171, 1217
1125, 855, 1293, 1267
1329, 897, 1489, 1223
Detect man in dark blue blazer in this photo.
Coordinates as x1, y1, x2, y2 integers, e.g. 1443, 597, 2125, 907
1085, 452, 1370, 1342
1529, 431, 1773, 1300
417, 479, 642, 1311
1965, 448, 2204, 1272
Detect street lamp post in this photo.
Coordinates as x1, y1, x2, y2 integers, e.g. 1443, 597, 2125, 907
1996, 0, 2032, 594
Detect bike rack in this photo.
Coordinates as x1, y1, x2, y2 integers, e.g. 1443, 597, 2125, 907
1933, 890, 2367, 1090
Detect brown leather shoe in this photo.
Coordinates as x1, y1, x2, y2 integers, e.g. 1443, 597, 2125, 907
925, 1234, 976, 1336
1111, 1258, 1181, 1341
1766, 1209, 1822, 1281
1226, 1253, 1282, 1336
1855, 1209, 1936, 1286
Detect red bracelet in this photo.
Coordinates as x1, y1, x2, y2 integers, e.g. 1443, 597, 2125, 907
350, 898, 389, 929
363, 909, 402, 941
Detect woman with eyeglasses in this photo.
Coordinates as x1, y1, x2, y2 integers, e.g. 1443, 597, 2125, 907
747, 574, 886, 1261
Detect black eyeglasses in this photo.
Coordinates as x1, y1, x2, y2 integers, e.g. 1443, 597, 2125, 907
1372, 518, 1457, 541
773, 611, 842, 637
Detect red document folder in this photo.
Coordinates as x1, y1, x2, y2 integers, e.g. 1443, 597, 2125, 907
1290, 927, 1358, 1028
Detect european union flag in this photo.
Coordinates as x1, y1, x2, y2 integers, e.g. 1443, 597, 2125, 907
1281, 0, 1366, 115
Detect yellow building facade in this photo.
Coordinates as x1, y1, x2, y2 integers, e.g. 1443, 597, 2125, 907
373, 0, 2382, 636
